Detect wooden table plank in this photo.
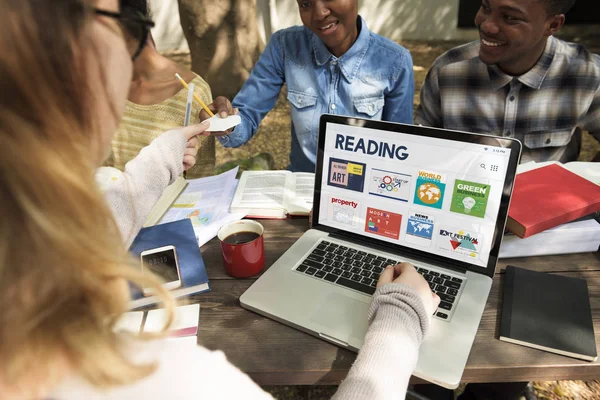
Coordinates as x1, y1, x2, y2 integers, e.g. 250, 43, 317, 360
196, 271, 600, 385
200, 218, 600, 279
464, 270, 600, 383
201, 218, 309, 280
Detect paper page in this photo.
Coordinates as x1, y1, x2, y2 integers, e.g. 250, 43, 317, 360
160, 167, 238, 228
516, 161, 599, 185
195, 179, 245, 247
231, 171, 290, 211
143, 304, 200, 337
564, 162, 600, 185
285, 172, 315, 215
114, 311, 144, 333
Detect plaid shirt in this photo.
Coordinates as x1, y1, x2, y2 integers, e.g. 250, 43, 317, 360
415, 36, 600, 163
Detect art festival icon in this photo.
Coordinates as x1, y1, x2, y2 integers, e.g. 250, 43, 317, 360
438, 227, 482, 259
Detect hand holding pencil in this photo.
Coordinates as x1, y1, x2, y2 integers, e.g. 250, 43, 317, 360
175, 75, 238, 137
175, 73, 214, 117
178, 79, 209, 170
180, 121, 210, 171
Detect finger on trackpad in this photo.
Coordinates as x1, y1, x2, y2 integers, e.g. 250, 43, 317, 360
310, 292, 369, 343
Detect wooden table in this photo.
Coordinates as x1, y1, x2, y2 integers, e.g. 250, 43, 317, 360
194, 218, 600, 385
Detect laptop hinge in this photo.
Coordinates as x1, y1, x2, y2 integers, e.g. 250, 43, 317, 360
318, 333, 349, 347
328, 231, 469, 275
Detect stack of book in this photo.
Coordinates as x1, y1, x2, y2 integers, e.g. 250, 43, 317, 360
499, 161, 600, 258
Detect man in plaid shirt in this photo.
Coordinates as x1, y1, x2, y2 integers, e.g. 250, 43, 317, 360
416, 2, 598, 399
416, 0, 600, 163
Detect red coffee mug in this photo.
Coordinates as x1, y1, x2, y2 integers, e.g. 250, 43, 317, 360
217, 220, 265, 278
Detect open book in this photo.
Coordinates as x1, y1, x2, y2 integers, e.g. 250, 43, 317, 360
230, 171, 315, 219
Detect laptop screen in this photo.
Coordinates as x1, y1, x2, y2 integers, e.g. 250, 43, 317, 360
314, 116, 521, 274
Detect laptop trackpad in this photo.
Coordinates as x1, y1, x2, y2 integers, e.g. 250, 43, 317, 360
310, 293, 369, 343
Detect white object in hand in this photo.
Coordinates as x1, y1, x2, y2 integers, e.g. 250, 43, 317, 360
205, 114, 242, 132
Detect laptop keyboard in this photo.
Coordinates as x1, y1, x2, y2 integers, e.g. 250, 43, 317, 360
294, 240, 465, 321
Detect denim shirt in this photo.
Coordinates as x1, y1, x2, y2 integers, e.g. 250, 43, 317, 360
219, 17, 414, 172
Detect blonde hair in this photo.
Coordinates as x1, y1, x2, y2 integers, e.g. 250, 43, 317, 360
0, 0, 173, 394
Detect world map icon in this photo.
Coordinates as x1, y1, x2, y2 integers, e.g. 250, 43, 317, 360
417, 183, 441, 204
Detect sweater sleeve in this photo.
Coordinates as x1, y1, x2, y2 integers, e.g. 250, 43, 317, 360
332, 283, 430, 400
104, 130, 186, 247
48, 339, 274, 400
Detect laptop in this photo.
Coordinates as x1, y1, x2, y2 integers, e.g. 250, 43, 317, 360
240, 114, 522, 389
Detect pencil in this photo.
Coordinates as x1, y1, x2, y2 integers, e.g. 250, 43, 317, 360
175, 73, 215, 117
184, 83, 194, 127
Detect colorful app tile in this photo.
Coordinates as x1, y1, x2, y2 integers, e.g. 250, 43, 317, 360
413, 170, 446, 209
327, 195, 360, 227
450, 179, 490, 218
405, 211, 434, 247
327, 158, 366, 192
437, 227, 483, 259
364, 207, 402, 240
368, 168, 412, 202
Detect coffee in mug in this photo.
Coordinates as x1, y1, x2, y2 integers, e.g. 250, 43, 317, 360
223, 231, 261, 245
217, 220, 265, 278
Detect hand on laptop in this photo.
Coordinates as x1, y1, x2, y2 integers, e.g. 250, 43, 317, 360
377, 263, 440, 316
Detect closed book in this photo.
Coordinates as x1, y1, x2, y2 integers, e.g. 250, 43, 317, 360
129, 219, 210, 309
499, 265, 597, 361
499, 217, 600, 258
143, 176, 189, 227
506, 164, 600, 238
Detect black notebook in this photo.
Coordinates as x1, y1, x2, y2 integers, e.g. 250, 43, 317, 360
500, 265, 597, 361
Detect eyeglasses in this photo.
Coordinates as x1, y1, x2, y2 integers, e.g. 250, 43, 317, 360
93, 8, 155, 61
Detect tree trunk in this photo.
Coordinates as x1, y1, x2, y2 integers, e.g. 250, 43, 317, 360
178, 0, 263, 100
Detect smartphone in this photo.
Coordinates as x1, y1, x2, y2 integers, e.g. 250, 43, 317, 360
140, 245, 182, 295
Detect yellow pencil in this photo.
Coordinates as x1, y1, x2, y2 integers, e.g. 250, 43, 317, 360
175, 73, 214, 117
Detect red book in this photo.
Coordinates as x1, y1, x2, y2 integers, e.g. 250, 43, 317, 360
506, 164, 600, 238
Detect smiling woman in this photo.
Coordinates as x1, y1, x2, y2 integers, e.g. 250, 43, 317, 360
297, 0, 359, 57
206, 0, 416, 173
